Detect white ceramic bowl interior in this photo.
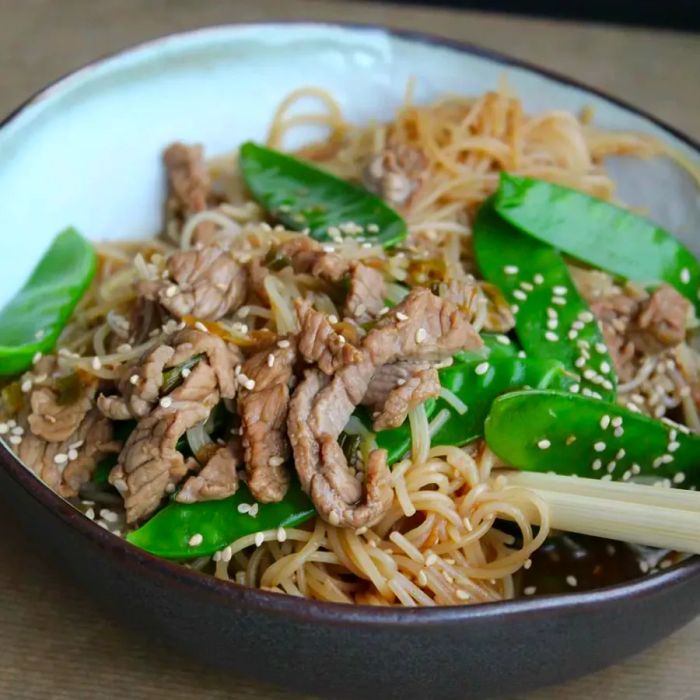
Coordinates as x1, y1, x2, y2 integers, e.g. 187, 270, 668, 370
0, 23, 698, 315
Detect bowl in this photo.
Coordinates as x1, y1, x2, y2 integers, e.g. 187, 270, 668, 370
1, 23, 699, 700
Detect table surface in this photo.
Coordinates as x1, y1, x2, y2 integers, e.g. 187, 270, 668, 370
0, 2, 698, 699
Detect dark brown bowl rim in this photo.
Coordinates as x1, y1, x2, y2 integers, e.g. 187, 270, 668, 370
2, 21, 699, 628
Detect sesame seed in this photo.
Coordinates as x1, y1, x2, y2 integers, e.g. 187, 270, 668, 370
328, 314, 339, 324
567, 330, 578, 340
415, 328, 428, 344
129, 374, 139, 385
583, 369, 596, 380
9, 435, 22, 445
254, 532, 265, 547
248, 503, 259, 517
606, 461, 617, 473
244, 379, 256, 391
188, 533, 203, 547
456, 589, 471, 601
85, 508, 95, 520
571, 321, 585, 331
20, 379, 32, 393
566, 575, 578, 587
67, 448, 79, 461
417, 570, 428, 586
237, 503, 251, 514
425, 552, 438, 567
276, 526, 287, 542
34, 329, 46, 340
552, 296, 567, 306
396, 312, 409, 322
680, 267, 691, 284
533, 273, 544, 285
600, 361, 611, 374
503, 265, 519, 275
600, 415, 611, 430
355, 526, 368, 536
594, 442, 606, 452
496, 335, 511, 345
611, 416, 623, 428
631, 464, 641, 475
545, 331, 559, 342
32, 351, 43, 365
569, 384, 580, 393
592, 459, 603, 471
575, 357, 586, 369
367, 223, 379, 233
100, 509, 118, 523
222, 546, 233, 562
524, 558, 532, 570
546, 307, 557, 319
181, 367, 191, 378
268, 456, 285, 467
616, 448, 626, 460
159, 396, 173, 408
594, 342, 607, 354
511, 305, 519, 314
601, 379, 614, 391
639, 561, 650, 573
53, 453, 68, 465
475, 362, 490, 376
10, 426, 23, 436
579, 311, 594, 323
520, 281, 534, 292
267, 353, 275, 368
165, 284, 178, 298
277, 339, 290, 348
378, 307, 389, 316
673, 472, 686, 484
537, 439, 551, 450
668, 441, 680, 452
0, 423, 7, 434
354, 303, 367, 318
547, 319, 558, 330
553, 285, 568, 296
524, 586, 537, 596
321, 245, 335, 253
652, 456, 664, 469
517, 350, 527, 358
513, 290, 527, 301
194, 321, 208, 333
613, 427, 624, 438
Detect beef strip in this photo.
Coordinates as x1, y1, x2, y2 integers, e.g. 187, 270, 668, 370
362, 145, 427, 206
277, 236, 386, 320
237, 341, 297, 502
28, 375, 98, 443
110, 361, 220, 522
163, 142, 216, 245
176, 442, 239, 504
98, 328, 238, 420
140, 245, 247, 321
295, 298, 362, 374
370, 367, 441, 430
16, 408, 120, 498
590, 284, 690, 381
288, 287, 481, 528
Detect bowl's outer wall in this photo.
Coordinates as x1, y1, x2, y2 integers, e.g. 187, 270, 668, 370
1, 23, 700, 700
3, 450, 700, 700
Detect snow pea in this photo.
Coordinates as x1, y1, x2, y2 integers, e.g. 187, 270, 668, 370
473, 198, 617, 400
127, 481, 315, 560
0, 228, 96, 375
495, 174, 700, 313
485, 389, 700, 487
371, 354, 576, 464
239, 142, 407, 247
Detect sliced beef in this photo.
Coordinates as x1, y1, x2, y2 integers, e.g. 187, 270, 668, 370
634, 285, 689, 353
98, 328, 238, 420
28, 375, 98, 443
370, 367, 440, 430
295, 298, 362, 374
362, 145, 427, 206
16, 409, 120, 498
163, 142, 215, 245
110, 361, 219, 522
176, 442, 239, 504
287, 287, 481, 528
344, 263, 386, 320
237, 341, 297, 502
141, 245, 247, 321
278, 237, 349, 282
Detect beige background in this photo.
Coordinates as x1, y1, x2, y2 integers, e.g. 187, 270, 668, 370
0, 1, 699, 698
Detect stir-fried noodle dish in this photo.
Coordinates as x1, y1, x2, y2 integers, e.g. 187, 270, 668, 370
2, 85, 700, 606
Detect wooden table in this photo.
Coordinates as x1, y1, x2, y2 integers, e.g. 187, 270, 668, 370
0, 2, 698, 698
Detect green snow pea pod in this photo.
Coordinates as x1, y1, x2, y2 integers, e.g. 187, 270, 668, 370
0, 228, 96, 375
473, 198, 617, 400
127, 481, 315, 560
484, 389, 700, 487
370, 354, 576, 464
239, 142, 407, 247
495, 174, 700, 314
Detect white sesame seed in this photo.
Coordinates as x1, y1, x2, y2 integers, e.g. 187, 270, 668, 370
53, 453, 68, 465
613, 427, 624, 438
511, 305, 519, 314
396, 312, 409, 322
567, 330, 578, 340
277, 339, 290, 349
601, 379, 614, 391
571, 321, 585, 331
592, 459, 603, 471
673, 472, 686, 484
188, 533, 203, 547
533, 273, 544, 285
8, 435, 22, 445
129, 374, 139, 385
85, 508, 95, 520
503, 265, 519, 275
34, 328, 46, 340
579, 311, 594, 323
181, 367, 191, 378
475, 362, 490, 376
268, 456, 285, 468
545, 331, 559, 342
611, 416, 623, 428
524, 586, 537, 596
600, 415, 611, 430
378, 307, 389, 316
354, 303, 367, 318
194, 321, 208, 333
594, 342, 607, 354
244, 379, 256, 391
652, 457, 664, 469
32, 351, 43, 365
547, 319, 558, 330
553, 285, 568, 296
165, 284, 178, 298
328, 314, 339, 324
668, 441, 680, 452
100, 509, 118, 523
569, 384, 580, 394
680, 267, 691, 284
248, 503, 259, 518
660, 454, 674, 464
575, 357, 586, 369
159, 396, 173, 408
546, 307, 557, 319
616, 448, 626, 460
537, 439, 551, 450
583, 369, 596, 380
20, 379, 32, 393
496, 335, 511, 345
276, 526, 287, 543
513, 290, 527, 301
254, 532, 265, 547
600, 361, 611, 374
10, 426, 23, 436
606, 461, 617, 473
594, 442, 606, 452
517, 350, 527, 358
67, 448, 79, 461
415, 328, 428, 344
0, 423, 7, 434
524, 558, 532, 570
222, 546, 233, 562
355, 526, 368, 536
551, 296, 567, 306
520, 281, 534, 292
267, 353, 275, 368
566, 575, 578, 587
456, 589, 471, 601
237, 503, 251, 514
417, 570, 428, 587
425, 552, 438, 567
